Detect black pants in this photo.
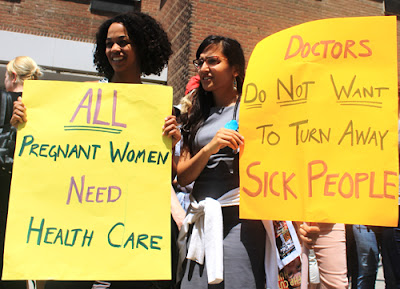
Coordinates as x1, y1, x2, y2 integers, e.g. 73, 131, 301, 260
0, 174, 25, 289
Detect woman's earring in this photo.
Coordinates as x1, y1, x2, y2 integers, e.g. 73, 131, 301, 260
233, 78, 237, 91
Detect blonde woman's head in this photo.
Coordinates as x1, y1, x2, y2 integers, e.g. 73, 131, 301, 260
5, 56, 42, 92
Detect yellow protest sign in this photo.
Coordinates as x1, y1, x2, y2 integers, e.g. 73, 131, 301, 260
3, 80, 172, 280
239, 16, 398, 226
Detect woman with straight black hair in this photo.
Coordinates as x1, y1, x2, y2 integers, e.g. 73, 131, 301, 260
176, 35, 266, 289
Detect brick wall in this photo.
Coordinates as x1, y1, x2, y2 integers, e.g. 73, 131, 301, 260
159, 0, 396, 103
141, 0, 160, 17
156, 0, 192, 103
188, 0, 389, 78
0, 0, 397, 103
0, 0, 192, 102
0, 0, 106, 42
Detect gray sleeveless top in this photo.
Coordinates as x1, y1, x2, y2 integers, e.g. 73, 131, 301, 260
191, 105, 239, 201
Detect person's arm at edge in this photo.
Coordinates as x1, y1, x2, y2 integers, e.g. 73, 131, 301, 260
171, 186, 186, 230
10, 97, 27, 128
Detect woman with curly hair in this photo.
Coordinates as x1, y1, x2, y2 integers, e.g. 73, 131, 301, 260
89, 12, 184, 289
93, 11, 172, 83
12, 12, 179, 141
12, 11, 184, 289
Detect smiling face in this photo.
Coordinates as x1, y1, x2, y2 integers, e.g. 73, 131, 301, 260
105, 22, 141, 83
197, 44, 238, 99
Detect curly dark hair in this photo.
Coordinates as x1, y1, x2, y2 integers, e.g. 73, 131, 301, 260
93, 11, 172, 79
181, 35, 245, 154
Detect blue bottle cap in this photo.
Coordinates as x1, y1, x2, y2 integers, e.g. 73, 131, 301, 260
224, 120, 239, 131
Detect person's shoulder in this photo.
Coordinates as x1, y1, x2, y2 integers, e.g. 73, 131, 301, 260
1, 90, 21, 102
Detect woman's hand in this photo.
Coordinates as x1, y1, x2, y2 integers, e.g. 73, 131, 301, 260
177, 127, 243, 187
163, 115, 181, 148
298, 222, 320, 249
204, 128, 244, 155
10, 97, 27, 128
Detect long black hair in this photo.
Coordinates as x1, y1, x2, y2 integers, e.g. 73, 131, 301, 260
93, 11, 172, 79
181, 35, 245, 154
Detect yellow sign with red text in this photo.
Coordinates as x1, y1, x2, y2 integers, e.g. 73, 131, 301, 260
239, 16, 398, 226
